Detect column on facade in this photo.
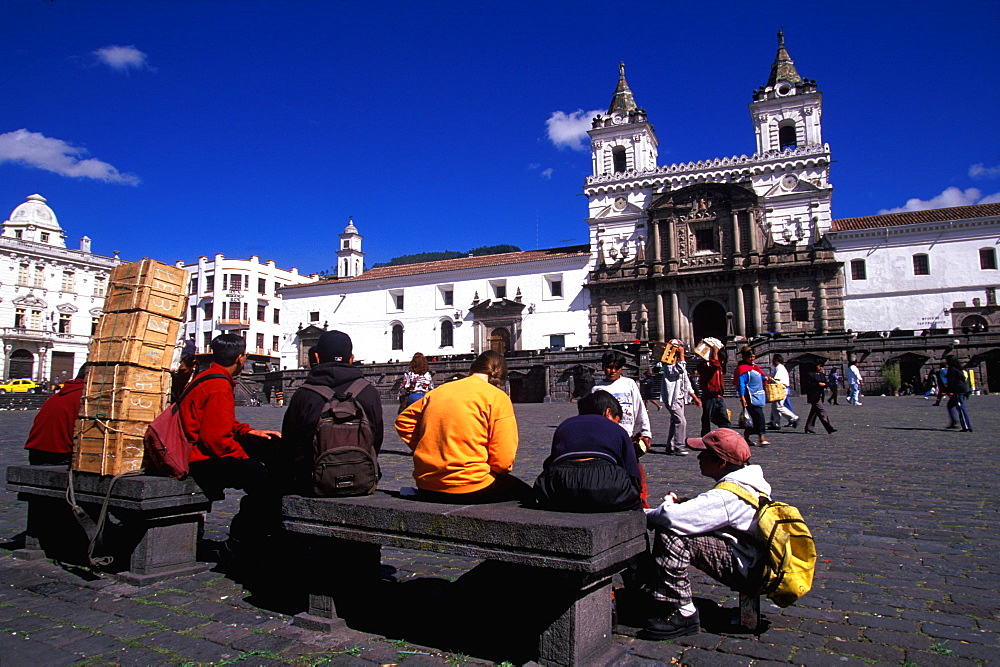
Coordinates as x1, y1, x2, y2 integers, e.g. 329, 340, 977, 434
745, 211, 757, 254
816, 283, 828, 334
651, 220, 661, 263
734, 285, 746, 336
597, 298, 607, 344
750, 283, 762, 336
2, 344, 9, 380
656, 291, 665, 341
670, 291, 680, 340
769, 279, 779, 332
543, 364, 552, 403
38, 345, 49, 383
732, 210, 742, 256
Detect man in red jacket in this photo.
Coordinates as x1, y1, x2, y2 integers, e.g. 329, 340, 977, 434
180, 334, 280, 554
24, 363, 89, 465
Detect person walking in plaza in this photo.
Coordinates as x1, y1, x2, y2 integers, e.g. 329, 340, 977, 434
803, 362, 837, 434
932, 361, 949, 406
735, 347, 770, 447
828, 368, 841, 405
944, 355, 973, 432
639, 428, 771, 640
399, 352, 434, 412
765, 354, 798, 430
659, 342, 702, 455
846, 361, 862, 405
640, 369, 662, 411
696, 341, 730, 436
396, 350, 532, 503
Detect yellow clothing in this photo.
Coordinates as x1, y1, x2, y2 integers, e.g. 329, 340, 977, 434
395, 375, 519, 494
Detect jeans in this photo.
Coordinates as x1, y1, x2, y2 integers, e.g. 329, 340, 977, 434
947, 393, 972, 429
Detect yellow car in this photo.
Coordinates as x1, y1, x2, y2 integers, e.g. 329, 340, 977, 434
0, 379, 41, 394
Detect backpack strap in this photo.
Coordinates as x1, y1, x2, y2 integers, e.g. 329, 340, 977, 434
175, 373, 231, 406
714, 481, 767, 509
301, 378, 369, 402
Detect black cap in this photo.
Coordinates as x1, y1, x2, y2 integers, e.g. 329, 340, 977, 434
315, 330, 353, 363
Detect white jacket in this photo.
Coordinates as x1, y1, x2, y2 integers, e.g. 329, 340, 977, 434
645, 464, 771, 575
593, 376, 651, 439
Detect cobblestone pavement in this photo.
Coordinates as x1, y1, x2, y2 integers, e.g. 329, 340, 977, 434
0, 395, 997, 665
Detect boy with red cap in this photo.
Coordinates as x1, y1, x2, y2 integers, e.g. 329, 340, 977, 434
640, 427, 771, 639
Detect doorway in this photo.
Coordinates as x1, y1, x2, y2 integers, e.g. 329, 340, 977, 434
691, 299, 727, 344
8, 349, 34, 380
51, 351, 75, 384
489, 327, 510, 355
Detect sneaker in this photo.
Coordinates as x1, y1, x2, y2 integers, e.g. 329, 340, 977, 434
855, 402, 863, 406
787, 419, 799, 428
671, 449, 689, 456
639, 608, 701, 640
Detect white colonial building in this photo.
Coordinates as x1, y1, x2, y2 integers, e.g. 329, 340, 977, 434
827, 203, 1000, 332
176, 255, 317, 369
278, 223, 592, 366
0, 194, 121, 383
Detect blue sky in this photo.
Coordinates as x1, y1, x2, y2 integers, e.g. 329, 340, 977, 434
1, 0, 998, 274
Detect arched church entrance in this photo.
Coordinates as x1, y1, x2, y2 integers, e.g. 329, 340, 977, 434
691, 300, 728, 344
8, 349, 34, 379
489, 327, 510, 355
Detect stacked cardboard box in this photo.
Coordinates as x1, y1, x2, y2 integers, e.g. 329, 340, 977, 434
73, 259, 188, 475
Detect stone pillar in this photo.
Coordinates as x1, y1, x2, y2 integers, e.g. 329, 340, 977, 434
817, 283, 828, 334
732, 210, 742, 256
670, 291, 680, 340
596, 299, 607, 344
750, 283, 762, 336
769, 279, 779, 332
2, 343, 10, 381
651, 220, 661, 263
746, 211, 757, 254
543, 364, 552, 403
734, 286, 746, 336
656, 292, 665, 341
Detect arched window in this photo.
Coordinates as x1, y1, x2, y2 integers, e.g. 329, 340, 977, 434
440, 319, 453, 348
612, 146, 627, 173
779, 124, 797, 150
391, 324, 403, 350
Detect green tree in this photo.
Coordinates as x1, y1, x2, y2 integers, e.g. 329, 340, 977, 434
881, 360, 901, 395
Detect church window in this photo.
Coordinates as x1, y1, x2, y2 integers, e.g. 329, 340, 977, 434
779, 124, 797, 150
979, 247, 997, 270
612, 146, 627, 173
790, 298, 810, 322
850, 259, 867, 280
389, 289, 404, 311
912, 254, 930, 276
342, 240, 350, 249
391, 324, 403, 350
440, 319, 453, 348
617, 310, 633, 333
309, 311, 320, 322
545, 274, 563, 299
693, 227, 717, 252
490, 281, 507, 299
549, 334, 565, 351
443, 289, 454, 306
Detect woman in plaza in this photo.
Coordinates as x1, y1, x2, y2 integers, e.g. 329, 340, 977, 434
395, 350, 531, 503
399, 352, 434, 411
735, 347, 770, 447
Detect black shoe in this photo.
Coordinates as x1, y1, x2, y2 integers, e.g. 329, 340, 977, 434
804, 429, 817, 434
945, 424, 959, 430
827, 428, 838, 434
961, 428, 974, 432
787, 419, 799, 428
766, 423, 781, 431
639, 608, 701, 640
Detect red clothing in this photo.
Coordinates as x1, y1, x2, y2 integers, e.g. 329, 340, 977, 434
698, 358, 725, 398
733, 362, 764, 387
24, 378, 85, 454
179, 364, 252, 462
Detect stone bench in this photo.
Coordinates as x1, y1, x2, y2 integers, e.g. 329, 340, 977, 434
5, 465, 214, 586
282, 491, 647, 666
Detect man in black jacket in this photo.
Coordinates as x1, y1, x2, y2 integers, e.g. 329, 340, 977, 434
279, 330, 384, 494
802, 363, 836, 434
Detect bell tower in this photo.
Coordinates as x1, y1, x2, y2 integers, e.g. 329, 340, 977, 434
750, 30, 823, 154
336, 218, 364, 278
588, 63, 658, 178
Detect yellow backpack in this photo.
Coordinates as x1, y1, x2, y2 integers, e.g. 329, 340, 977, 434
715, 481, 816, 607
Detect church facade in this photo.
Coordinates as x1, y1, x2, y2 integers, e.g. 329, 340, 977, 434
584, 33, 844, 346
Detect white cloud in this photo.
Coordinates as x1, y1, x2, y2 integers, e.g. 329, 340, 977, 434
540, 168, 554, 180
93, 45, 150, 71
878, 186, 1000, 214
546, 109, 603, 151
0, 129, 140, 185
969, 163, 1000, 179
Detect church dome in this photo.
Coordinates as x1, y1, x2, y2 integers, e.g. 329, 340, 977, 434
5, 194, 62, 232
343, 218, 358, 234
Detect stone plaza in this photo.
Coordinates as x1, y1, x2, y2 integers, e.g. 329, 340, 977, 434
0, 395, 997, 665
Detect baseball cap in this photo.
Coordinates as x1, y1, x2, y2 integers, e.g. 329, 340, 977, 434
685, 428, 751, 465
315, 330, 353, 363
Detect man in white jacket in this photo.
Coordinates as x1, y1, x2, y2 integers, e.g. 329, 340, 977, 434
766, 354, 799, 429
640, 428, 769, 640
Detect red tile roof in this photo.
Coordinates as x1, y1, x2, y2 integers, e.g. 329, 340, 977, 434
831, 203, 1000, 232
284, 244, 591, 289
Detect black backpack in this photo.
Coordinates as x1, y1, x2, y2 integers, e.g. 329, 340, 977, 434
301, 379, 380, 497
